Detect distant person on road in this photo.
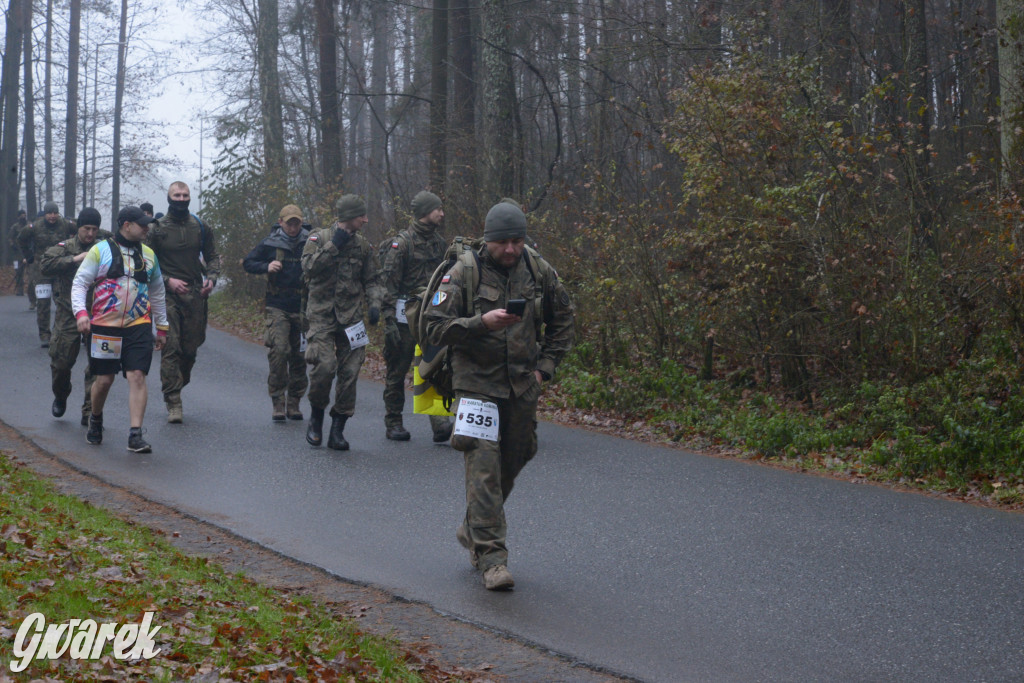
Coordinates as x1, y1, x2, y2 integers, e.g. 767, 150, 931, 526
18, 201, 75, 346
40, 207, 108, 425
243, 204, 310, 422
301, 194, 384, 450
7, 209, 27, 296
424, 202, 575, 590
72, 207, 168, 453
380, 190, 453, 443
146, 180, 221, 424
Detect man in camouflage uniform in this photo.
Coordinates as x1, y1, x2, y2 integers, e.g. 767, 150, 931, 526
424, 202, 575, 590
39, 208, 106, 424
380, 190, 453, 442
18, 201, 75, 345
146, 180, 221, 423
7, 209, 27, 296
243, 204, 310, 421
301, 194, 384, 450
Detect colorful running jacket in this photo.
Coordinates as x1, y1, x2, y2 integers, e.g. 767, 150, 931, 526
72, 237, 169, 331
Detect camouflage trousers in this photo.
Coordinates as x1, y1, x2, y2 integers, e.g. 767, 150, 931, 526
49, 323, 94, 417
25, 261, 36, 305
305, 324, 366, 417
29, 263, 52, 339
13, 260, 24, 294
382, 323, 451, 434
452, 390, 539, 572
264, 307, 308, 400
161, 289, 208, 402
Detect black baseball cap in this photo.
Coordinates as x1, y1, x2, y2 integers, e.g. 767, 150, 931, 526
117, 206, 159, 228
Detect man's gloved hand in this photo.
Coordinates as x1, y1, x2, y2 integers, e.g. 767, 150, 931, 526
331, 227, 351, 250
368, 306, 381, 326
384, 319, 401, 348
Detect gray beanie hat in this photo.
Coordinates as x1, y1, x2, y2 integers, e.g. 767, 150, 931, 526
336, 194, 367, 222
483, 202, 527, 242
43, 201, 59, 214
411, 191, 442, 219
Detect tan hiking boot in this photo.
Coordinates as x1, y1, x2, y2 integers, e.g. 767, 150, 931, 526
286, 396, 303, 420
483, 565, 514, 591
166, 400, 183, 424
456, 524, 479, 569
272, 396, 286, 422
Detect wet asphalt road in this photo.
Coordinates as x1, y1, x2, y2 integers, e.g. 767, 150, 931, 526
2, 294, 1023, 682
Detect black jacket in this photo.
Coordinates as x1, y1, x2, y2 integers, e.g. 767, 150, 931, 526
243, 226, 309, 313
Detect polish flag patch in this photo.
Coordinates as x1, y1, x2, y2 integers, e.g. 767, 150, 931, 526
391, 241, 399, 249
309, 234, 319, 241
441, 274, 451, 284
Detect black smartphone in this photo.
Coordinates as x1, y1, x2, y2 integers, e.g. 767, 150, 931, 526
505, 299, 527, 317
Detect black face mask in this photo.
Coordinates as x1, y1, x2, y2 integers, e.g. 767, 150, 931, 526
112, 233, 149, 283
167, 195, 191, 218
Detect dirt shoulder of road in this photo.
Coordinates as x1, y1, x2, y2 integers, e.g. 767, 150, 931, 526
0, 423, 629, 683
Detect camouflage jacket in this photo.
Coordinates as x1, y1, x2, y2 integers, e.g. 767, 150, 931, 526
39, 234, 104, 326
147, 213, 221, 288
301, 226, 385, 331
424, 245, 575, 399
18, 217, 73, 264
7, 219, 27, 259
380, 220, 447, 326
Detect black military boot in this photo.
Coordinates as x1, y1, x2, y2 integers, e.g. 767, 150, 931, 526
52, 397, 67, 418
306, 407, 325, 446
327, 415, 349, 451
386, 422, 411, 441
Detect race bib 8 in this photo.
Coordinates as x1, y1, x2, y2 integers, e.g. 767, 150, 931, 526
35, 284, 52, 299
396, 299, 408, 324
453, 398, 500, 441
345, 321, 369, 349
91, 333, 122, 360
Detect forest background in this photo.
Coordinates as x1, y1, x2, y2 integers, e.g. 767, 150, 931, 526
2, 0, 1024, 503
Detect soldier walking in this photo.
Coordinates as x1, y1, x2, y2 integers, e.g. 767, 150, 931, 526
18, 202, 74, 346
243, 204, 310, 421
146, 181, 221, 423
39, 208, 106, 424
424, 202, 575, 590
380, 190, 453, 442
301, 195, 384, 450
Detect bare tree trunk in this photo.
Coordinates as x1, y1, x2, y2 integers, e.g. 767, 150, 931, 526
44, 0, 53, 200
317, 0, 343, 187
23, 1, 36, 219
997, 0, 1024, 189
258, 0, 287, 203
482, 0, 516, 197
452, 0, 478, 218
345, 3, 363, 186
902, 0, 933, 248
2, 0, 26, 237
821, 0, 852, 103
563, 0, 582, 168
429, 0, 449, 191
368, 0, 388, 214
111, 0, 127, 226
63, 0, 81, 217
